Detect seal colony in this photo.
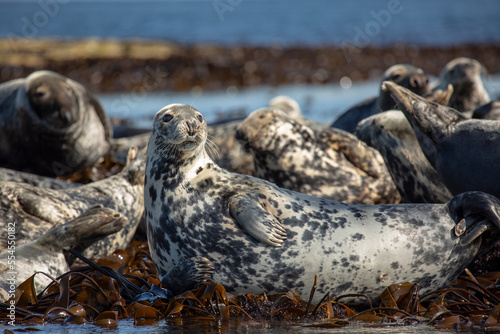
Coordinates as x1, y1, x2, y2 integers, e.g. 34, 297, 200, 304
145, 103, 500, 303
0, 70, 112, 176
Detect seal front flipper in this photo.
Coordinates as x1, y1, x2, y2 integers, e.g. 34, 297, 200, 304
161, 256, 214, 296
448, 191, 500, 245
229, 194, 287, 247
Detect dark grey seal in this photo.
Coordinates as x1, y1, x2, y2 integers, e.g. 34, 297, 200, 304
433, 57, 490, 113
0, 70, 112, 176
331, 64, 430, 133
384, 81, 500, 198
356, 110, 452, 203
236, 107, 400, 204
145, 103, 500, 303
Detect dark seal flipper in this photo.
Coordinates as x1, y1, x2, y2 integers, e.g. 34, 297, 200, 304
161, 256, 214, 296
447, 191, 500, 246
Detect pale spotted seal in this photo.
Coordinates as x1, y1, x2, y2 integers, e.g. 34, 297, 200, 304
235, 107, 400, 204
384, 81, 500, 198
0, 70, 112, 176
356, 110, 452, 203
0, 147, 145, 259
145, 103, 500, 303
331, 64, 430, 133
0, 206, 126, 295
433, 57, 490, 113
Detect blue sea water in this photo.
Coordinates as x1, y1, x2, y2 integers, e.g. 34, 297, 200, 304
0, 0, 499, 47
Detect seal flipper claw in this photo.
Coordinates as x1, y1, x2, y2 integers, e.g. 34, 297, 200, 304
161, 256, 214, 296
229, 194, 287, 247
448, 191, 500, 244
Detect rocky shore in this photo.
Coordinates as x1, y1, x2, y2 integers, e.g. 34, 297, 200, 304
1, 38, 499, 94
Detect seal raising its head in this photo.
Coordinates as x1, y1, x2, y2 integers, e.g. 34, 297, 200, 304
384, 81, 500, 198
145, 103, 500, 303
0, 70, 112, 176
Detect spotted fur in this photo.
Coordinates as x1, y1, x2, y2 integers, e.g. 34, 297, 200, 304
0, 206, 126, 294
146, 104, 500, 303
0, 147, 145, 259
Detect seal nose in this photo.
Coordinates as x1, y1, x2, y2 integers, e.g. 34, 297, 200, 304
186, 119, 197, 136
409, 73, 429, 92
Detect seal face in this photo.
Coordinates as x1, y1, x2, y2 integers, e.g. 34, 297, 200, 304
0, 70, 112, 176
434, 57, 490, 112
145, 103, 500, 303
331, 64, 430, 133
235, 107, 400, 204
356, 110, 453, 203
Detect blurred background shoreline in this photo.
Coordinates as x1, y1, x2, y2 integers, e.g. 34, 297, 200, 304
1, 0, 499, 124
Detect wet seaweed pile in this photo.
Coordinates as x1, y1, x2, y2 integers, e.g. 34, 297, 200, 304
1, 241, 500, 331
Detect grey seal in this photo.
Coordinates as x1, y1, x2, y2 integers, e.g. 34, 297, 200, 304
433, 57, 490, 113
0, 70, 112, 176
0, 147, 145, 259
236, 107, 400, 204
145, 103, 500, 303
472, 101, 500, 120
0, 167, 80, 189
331, 64, 430, 133
0, 206, 126, 295
356, 110, 452, 203
384, 81, 500, 198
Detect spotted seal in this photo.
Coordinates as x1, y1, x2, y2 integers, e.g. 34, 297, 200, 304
0, 147, 145, 259
356, 110, 452, 203
384, 81, 500, 199
235, 107, 400, 204
0, 206, 126, 295
0, 70, 112, 176
331, 64, 430, 133
433, 57, 490, 113
145, 103, 500, 303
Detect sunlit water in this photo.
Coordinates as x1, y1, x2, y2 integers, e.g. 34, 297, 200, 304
99, 75, 500, 128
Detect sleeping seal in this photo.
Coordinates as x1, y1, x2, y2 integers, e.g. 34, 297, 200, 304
0, 147, 145, 259
356, 110, 452, 203
236, 107, 400, 204
0, 70, 112, 176
331, 64, 430, 133
145, 103, 500, 303
384, 81, 500, 199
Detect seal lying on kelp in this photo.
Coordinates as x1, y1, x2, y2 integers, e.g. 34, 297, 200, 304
145, 103, 500, 303
0, 148, 145, 259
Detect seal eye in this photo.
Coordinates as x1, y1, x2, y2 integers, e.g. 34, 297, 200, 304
197, 114, 203, 123
162, 114, 173, 123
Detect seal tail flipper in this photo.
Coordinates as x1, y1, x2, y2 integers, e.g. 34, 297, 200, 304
447, 191, 500, 245
229, 194, 287, 247
37, 205, 127, 254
